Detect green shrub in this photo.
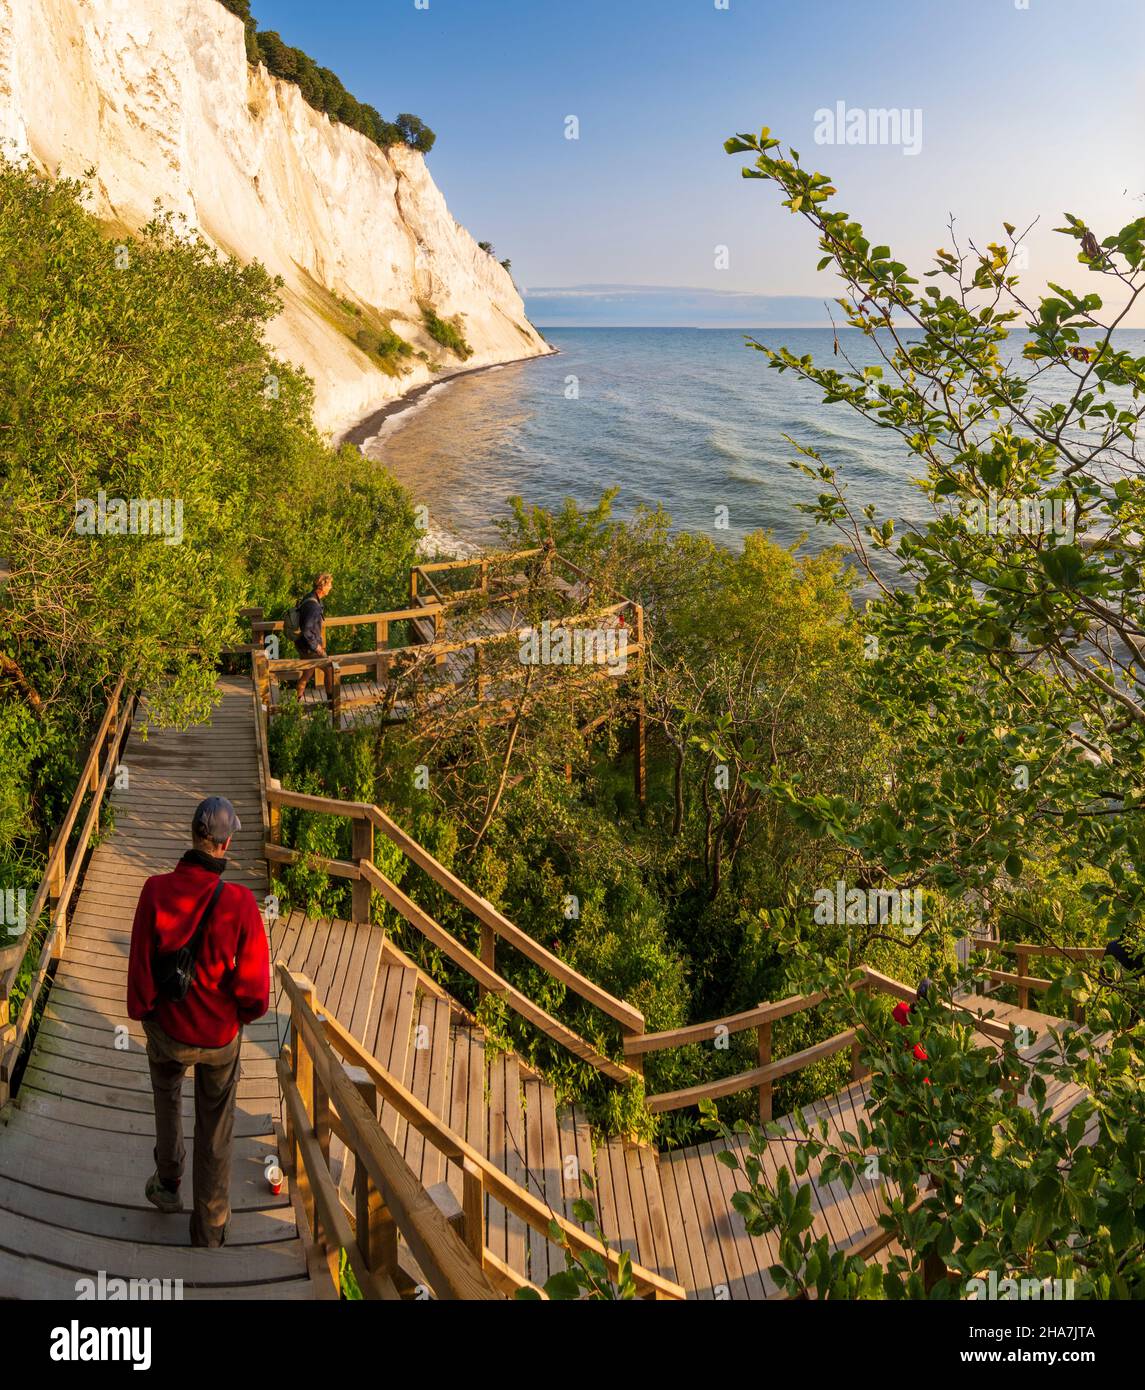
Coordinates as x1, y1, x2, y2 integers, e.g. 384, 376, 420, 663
354, 324, 413, 372
0, 158, 417, 886
421, 305, 473, 360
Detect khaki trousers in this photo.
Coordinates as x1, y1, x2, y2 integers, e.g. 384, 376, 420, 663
144, 1020, 242, 1248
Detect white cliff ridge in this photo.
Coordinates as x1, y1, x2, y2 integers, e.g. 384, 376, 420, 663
0, 0, 551, 436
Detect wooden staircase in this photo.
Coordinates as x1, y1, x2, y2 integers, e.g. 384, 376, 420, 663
271, 908, 680, 1288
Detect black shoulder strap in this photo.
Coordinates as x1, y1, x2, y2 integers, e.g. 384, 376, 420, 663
185, 880, 225, 963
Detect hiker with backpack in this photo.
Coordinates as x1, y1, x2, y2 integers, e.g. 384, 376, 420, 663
127, 796, 270, 1247
286, 572, 333, 700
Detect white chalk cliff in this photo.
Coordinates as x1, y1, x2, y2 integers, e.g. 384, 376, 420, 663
0, 0, 551, 436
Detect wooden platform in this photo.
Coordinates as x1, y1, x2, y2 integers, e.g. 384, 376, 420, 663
278, 569, 616, 731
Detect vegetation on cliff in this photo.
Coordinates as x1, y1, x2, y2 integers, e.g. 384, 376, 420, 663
218, 1, 436, 153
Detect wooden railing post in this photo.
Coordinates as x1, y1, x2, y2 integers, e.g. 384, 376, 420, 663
478, 925, 495, 1003
757, 1017, 772, 1123
252, 649, 271, 708
311, 1057, 340, 1288
850, 1037, 865, 1083
268, 785, 282, 848
623, 1024, 645, 1081
434, 609, 446, 666
327, 660, 342, 727
480, 560, 489, 595
47, 829, 66, 918
351, 816, 374, 925
375, 619, 389, 685
290, 980, 317, 1241
1015, 947, 1030, 1011
461, 1157, 485, 1264
349, 1066, 399, 1283
410, 568, 419, 602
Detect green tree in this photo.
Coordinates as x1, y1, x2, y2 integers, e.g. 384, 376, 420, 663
255, 30, 297, 80
703, 938, 1145, 1298
725, 126, 1145, 965
396, 113, 437, 155
0, 161, 417, 853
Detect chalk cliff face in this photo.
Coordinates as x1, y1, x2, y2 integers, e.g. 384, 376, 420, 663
0, 0, 550, 436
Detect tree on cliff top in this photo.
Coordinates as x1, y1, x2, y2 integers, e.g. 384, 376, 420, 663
218, 4, 436, 156
395, 113, 437, 155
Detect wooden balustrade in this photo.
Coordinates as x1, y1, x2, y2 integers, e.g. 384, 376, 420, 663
278, 968, 499, 1300
627, 967, 1029, 1117
970, 941, 1105, 1023
625, 989, 836, 1115
411, 550, 544, 605
279, 965, 685, 1300
0, 675, 134, 1102
259, 783, 644, 1083
249, 552, 645, 766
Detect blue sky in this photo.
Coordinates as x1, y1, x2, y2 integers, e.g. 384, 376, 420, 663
250, 0, 1145, 325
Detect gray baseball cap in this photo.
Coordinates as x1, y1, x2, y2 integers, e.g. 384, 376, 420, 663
192, 796, 242, 846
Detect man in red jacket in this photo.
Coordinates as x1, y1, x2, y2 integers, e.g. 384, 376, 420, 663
892, 977, 932, 1085
128, 796, 270, 1248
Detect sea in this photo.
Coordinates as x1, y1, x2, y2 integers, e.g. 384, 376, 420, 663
359, 326, 1143, 579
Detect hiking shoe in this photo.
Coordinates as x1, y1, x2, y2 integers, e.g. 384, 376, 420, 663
145, 1171, 183, 1214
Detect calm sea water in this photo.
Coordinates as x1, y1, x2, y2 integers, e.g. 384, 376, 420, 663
362, 327, 1143, 570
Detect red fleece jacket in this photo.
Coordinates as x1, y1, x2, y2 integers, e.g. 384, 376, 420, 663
127, 856, 270, 1048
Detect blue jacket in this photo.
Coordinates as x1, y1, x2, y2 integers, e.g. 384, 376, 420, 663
297, 590, 325, 653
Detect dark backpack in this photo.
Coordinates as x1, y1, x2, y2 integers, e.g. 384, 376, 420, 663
283, 597, 305, 644
154, 881, 225, 1002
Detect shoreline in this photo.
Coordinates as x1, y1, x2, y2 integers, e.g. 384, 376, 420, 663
338, 342, 558, 452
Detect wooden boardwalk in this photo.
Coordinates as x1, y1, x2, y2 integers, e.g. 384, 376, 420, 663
0, 672, 1100, 1300
0, 678, 317, 1298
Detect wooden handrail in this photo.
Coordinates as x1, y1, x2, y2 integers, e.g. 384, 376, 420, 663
0, 673, 127, 976
635, 968, 1029, 1117
253, 604, 442, 635
280, 965, 685, 1300
263, 600, 639, 674
975, 942, 1105, 960
625, 991, 825, 1057
645, 1028, 859, 1115
967, 942, 1103, 1019
263, 786, 644, 1046
357, 861, 638, 1084
858, 967, 1016, 1044
0, 675, 134, 1100
279, 968, 499, 1300
364, 803, 644, 1034
413, 549, 542, 579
